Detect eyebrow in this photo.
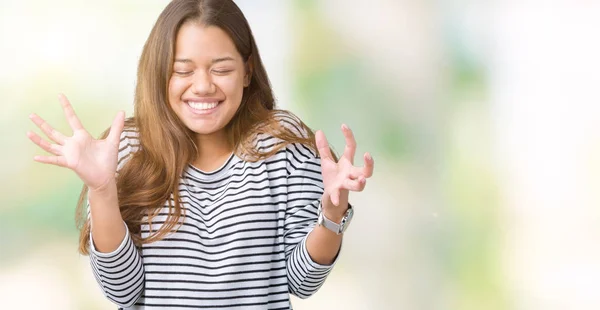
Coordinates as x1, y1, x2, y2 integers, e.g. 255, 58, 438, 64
174, 57, 236, 64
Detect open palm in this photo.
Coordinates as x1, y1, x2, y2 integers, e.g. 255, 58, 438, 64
28, 94, 125, 191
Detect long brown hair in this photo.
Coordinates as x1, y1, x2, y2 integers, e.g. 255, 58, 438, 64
75, 0, 320, 254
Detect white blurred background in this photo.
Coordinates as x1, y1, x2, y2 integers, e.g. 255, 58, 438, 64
1, 0, 599, 309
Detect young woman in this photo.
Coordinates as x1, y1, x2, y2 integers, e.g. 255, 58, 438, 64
27, 0, 374, 309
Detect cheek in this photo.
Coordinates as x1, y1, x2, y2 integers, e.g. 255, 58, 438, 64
168, 77, 188, 99
217, 75, 244, 100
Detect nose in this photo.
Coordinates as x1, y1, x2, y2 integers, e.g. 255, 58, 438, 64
191, 71, 216, 95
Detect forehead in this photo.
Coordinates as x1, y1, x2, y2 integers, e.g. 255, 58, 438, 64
174, 23, 241, 61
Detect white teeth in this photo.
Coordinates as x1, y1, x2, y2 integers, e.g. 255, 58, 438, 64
187, 101, 219, 110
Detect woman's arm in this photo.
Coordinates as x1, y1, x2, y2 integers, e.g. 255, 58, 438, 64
305, 194, 347, 265
283, 143, 336, 299
87, 132, 145, 308
306, 126, 373, 264
89, 179, 126, 252
28, 95, 145, 307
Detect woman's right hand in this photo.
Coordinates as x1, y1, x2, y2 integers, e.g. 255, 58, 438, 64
28, 94, 125, 192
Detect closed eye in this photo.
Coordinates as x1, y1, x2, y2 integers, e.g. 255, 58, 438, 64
174, 71, 192, 76
213, 70, 233, 75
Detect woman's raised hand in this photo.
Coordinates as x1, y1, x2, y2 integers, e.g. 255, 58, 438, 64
316, 124, 375, 209
27, 94, 125, 191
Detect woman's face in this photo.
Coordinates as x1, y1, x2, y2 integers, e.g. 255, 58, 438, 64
168, 22, 248, 138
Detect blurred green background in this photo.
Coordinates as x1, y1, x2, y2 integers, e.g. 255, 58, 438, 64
2, 0, 600, 309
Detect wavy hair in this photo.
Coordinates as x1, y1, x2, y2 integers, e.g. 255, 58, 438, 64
75, 0, 320, 254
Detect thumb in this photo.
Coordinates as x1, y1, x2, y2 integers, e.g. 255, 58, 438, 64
107, 111, 125, 144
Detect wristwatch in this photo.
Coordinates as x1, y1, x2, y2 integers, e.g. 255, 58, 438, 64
317, 201, 354, 235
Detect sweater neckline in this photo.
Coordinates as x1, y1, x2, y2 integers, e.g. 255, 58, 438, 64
183, 152, 241, 182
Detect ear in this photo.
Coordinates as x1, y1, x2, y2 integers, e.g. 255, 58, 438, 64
244, 56, 253, 87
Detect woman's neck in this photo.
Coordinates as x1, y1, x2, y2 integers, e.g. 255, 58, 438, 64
192, 131, 234, 172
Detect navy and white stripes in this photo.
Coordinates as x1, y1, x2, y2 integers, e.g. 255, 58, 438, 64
88, 118, 337, 309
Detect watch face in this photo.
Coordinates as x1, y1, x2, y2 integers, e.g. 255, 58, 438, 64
339, 207, 354, 233
345, 207, 354, 223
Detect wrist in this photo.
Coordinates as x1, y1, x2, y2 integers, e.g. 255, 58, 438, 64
321, 194, 349, 222
323, 205, 347, 223
317, 199, 354, 235
89, 178, 117, 195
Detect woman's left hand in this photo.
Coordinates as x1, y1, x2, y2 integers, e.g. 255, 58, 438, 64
315, 124, 374, 216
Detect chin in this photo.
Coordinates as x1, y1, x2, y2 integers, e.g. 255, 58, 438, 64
183, 120, 227, 136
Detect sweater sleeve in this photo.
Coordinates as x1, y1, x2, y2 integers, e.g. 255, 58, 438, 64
284, 142, 340, 299
89, 222, 145, 308
87, 129, 144, 308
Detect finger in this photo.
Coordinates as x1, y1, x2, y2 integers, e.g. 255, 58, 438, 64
58, 93, 84, 131
341, 124, 356, 164
29, 113, 66, 144
107, 111, 125, 144
362, 152, 374, 178
315, 130, 334, 162
343, 176, 367, 192
33, 155, 68, 168
330, 188, 340, 206
27, 131, 62, 156
351, 153, 375, 178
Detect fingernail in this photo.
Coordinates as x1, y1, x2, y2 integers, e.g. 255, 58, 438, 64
366, 153, 372, 161
341, 124, 348, 130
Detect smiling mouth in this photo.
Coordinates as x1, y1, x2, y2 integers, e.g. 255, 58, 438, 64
186, 101, 220, 110
185, 100, 222, 114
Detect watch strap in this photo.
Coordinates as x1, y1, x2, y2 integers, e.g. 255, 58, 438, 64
317, 201, 353, 235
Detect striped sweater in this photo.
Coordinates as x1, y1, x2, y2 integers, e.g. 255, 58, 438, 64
88, 120, 338, 309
